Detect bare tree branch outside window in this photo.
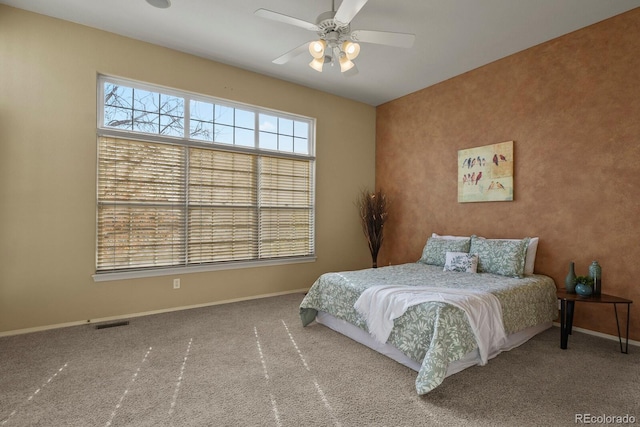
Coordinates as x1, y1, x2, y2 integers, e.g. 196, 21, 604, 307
103, 83, 220, 140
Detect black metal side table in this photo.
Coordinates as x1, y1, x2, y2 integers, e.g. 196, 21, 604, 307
557, 289, 632, 353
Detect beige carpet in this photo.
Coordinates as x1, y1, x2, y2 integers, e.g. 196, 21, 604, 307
0, 293, 638, 426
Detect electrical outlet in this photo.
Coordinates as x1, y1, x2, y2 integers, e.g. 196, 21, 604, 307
173, 278, 180, 289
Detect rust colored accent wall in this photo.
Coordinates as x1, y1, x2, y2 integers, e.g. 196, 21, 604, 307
376, 9, 640, 340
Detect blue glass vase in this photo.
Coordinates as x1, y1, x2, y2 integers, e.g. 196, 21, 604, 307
575, 283, 593, 297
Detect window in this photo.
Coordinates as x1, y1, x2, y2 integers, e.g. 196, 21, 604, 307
95, 76, 315, 279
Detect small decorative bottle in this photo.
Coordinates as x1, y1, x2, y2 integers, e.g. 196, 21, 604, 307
589, 261, 602, 296
565, 261, 576, 293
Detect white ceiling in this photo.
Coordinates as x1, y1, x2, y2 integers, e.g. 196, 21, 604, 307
3, 0, 639, 106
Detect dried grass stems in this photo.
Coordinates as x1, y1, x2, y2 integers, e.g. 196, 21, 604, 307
357, 189, 388, 268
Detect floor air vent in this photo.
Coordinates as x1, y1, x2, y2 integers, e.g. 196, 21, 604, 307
95, 321, 130, 330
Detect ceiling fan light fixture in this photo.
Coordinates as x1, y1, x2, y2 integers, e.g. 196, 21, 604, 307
309, 57, 324, 72
309, 40, 326, 59
339, 55, 355, 73
342, 41, 360, 60
145, 0, 171, 9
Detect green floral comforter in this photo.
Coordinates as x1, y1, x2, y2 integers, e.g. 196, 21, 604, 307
299, 263, 557, 394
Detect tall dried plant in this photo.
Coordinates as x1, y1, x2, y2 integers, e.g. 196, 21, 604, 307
357, 189, 388, 268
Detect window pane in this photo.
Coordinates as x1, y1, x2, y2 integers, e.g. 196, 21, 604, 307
97, 205, 186, 269
191, 100, 214, 122
160, 114, 184, 137
215, 105, 234, 126
189, 148, 256, 205
104, 84, 132, 108
259, 114, 278, 132
98, 137, 186, 203
259, 131, 277, 150
190, 120, 214, 142
294, 137, 309, 154
188, 208, 257, 263
104, 106, 132, 130
260, 157, 311, 208
215, 124, 233, 144
235, 109, 255, 130
294, 121, 309, 138
133, 111, 159, 134
235, 128, 254, 147
279, 118, 293, 136
260, 209, 311, 258
133, 89, 159, 112
279, 135, 293, 152
160, 94, 184, 117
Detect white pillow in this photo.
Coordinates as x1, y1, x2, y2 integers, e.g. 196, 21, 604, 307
443, 251, 478, 273
431, 233, 470, 241
433, 233, 538, 275
524, 237, 538, 275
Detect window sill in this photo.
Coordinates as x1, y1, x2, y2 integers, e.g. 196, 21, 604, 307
92, 256, 316, 282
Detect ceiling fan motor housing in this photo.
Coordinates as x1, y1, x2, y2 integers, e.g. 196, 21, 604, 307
315, 11, 350, 46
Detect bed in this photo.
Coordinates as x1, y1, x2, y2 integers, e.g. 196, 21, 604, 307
299, 234, 558, 394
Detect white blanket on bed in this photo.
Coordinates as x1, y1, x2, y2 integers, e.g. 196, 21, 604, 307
353, 285, 507, 365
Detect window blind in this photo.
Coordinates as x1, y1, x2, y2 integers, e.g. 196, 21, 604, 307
259, 157, 313, 258
97, 137, 187, 270
187, 148, 258, 263
97, 138, 314, 272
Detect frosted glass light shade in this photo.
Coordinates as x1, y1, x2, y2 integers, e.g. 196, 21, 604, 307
309, 57, 324, 72
308, 40, 326, 59
339, 56, 355, 73
342, 41, 360, 60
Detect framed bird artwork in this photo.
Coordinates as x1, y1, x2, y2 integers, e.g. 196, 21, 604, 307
458, 141, 513, 203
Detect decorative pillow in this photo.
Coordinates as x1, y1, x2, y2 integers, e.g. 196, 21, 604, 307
469, 236, 530, 277
500, 237, 538, 275
443, 251, 478, 273
434, 233, 539, 275
418, 237, 471, 267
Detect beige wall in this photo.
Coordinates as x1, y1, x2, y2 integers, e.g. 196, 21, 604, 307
0, 6, 376, 334
377, 9, 640, 340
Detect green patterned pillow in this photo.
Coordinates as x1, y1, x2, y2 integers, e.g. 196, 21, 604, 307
418, 237, 471, 267
469, 236, 530, 277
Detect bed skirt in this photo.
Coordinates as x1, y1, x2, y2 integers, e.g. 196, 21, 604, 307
316, 311, 552, 377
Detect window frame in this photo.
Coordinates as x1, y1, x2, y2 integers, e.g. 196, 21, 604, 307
93, 75, 316, 282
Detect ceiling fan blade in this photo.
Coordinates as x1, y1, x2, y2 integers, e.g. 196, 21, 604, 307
350, 30, 416, 48
272, 42, 309, 65
334, 0, 369, 25
254, 9, 318, 31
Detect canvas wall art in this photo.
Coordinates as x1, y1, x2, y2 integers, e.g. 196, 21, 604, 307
458, 141, 513, 203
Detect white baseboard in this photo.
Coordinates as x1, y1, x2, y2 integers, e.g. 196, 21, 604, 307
552, 322, 640, 348
0, 288, 309, 338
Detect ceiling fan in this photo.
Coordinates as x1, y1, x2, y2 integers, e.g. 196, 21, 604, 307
254, 0, 415, 75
